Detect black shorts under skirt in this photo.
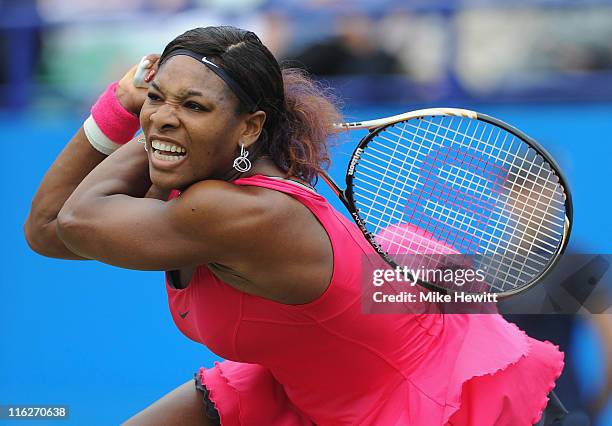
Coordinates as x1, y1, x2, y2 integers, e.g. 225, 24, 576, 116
194, 371, 221, 425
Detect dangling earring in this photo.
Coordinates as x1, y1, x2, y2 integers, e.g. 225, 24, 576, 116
138, 136, 148, 152
233, 144, 251, 173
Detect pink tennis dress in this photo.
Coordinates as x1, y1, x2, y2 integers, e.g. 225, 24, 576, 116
166, 175, 564, 425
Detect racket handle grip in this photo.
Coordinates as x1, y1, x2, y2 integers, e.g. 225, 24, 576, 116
133, 56, 151, 89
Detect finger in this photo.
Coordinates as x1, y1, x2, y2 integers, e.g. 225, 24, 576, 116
144, 69, 156, 83
144, 54, 161, 67
144, 56, 160, 83
138, 55, 151, 69
133, 57, 151, 89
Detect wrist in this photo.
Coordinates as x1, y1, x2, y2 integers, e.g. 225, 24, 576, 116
114, 83, 139, 115
84, 82, 141, 155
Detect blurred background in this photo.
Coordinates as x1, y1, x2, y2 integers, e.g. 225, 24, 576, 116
1, 0, 611, 424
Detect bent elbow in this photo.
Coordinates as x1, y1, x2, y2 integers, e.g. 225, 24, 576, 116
24, 211, 91, 260
23, 215, 71, 259
23, 215, 49, 256
56, 208, 81, 246
56, 206, 97, 259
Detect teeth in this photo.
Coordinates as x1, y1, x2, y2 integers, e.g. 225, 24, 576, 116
151, 140, 186, 153
153, 150, 185, 162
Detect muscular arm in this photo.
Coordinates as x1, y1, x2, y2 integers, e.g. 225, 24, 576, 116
24, 54, 161, 260
24, 130, 169, 259
24, 128, 107, 259
56, 140, 268, 271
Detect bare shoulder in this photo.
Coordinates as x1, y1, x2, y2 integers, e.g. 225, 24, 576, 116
171, 179, 289, 223
166, 179, 307, 262
170, 179, 333, 303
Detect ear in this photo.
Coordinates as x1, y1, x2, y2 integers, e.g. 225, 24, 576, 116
239, 110, 267, 149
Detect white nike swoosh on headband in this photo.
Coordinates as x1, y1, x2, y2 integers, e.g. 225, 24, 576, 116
201, 57, 219, 68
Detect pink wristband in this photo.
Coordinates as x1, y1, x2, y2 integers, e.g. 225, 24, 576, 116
90, 82, 141, 144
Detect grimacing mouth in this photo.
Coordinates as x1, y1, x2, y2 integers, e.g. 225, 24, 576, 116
148, 136, 188, 162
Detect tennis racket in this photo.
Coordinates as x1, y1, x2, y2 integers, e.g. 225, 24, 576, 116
320, 108, 572, 298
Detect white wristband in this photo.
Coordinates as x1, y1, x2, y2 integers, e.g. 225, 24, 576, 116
83, 114, 123, 155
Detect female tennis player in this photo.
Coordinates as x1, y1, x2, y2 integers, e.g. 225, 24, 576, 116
25, 26, 568, 425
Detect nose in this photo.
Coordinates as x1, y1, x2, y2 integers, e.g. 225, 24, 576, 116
149, 102, 180, 130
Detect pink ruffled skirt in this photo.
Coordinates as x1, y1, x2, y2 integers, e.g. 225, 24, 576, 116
199, 315, 564, 426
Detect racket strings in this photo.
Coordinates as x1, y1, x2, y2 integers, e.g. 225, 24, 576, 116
363, 126, 567, 220
384, 122, 566, 214
497, 143, 565, 288
350, 115, 567, 293
372, 119, 564, 240
414, 118, 560, 288
354, 134, 565, 241
409, 118, 562, 265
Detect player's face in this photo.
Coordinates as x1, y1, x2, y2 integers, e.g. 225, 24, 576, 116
140, 55, 245, 190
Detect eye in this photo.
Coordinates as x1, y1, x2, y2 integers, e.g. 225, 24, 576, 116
147, 92, 162, 102
184, 101, 206, 112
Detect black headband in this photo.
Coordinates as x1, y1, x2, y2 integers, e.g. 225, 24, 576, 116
161, 48, 258, 113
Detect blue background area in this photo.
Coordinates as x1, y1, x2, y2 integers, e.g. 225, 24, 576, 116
1, 102, 611, 425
